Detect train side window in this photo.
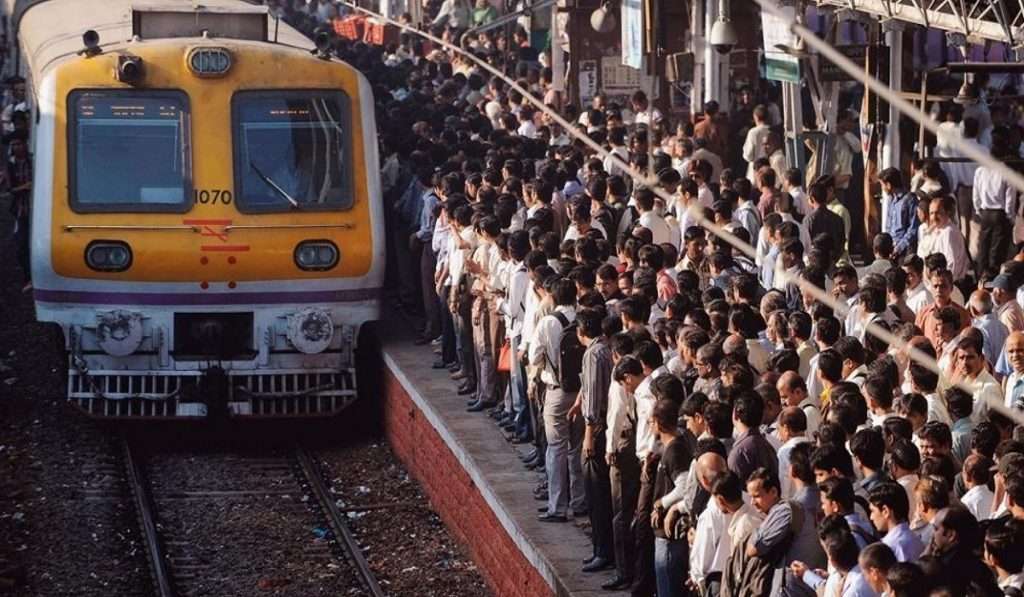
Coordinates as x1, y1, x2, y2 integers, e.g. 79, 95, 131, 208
232, 90, 353, 213
68, 90, 191, 213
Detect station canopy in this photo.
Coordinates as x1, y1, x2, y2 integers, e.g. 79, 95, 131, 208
813, 0, 1024, 44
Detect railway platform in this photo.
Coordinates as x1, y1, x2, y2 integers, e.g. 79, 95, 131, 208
375, 317, 630, 597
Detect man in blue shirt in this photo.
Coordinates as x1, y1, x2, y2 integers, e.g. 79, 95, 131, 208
867, 482, 924, 563
879, 168, 919, 260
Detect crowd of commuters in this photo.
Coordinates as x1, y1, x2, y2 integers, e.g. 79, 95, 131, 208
300, 2, 1024, 596
0, 69, 32, 293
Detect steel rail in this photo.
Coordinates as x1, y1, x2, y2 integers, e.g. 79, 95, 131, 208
294, 446, 386, 597
122, 439, 175, 597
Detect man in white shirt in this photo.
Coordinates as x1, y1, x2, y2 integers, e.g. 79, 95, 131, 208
603, 126, 630, 178
742, 105, 772, 181
949, 334, 1003, 423
529, 278, 583, 522
776, 407, 811, 500
902, 255, 933, 316
630, 341, 669, 593
917, 196, 969, 283
961, 454, 995, 521
765, 133, 789, 188
630, 90, 663, 128
712, 471, 764, 557
984, 518, 1024, 594
682, 453, 732, 596
1003, 332, 1024, 411
972, 137, 1018, 279
634, 188, 674, 247
501, 231, 533, 437
604, 353, 642, 591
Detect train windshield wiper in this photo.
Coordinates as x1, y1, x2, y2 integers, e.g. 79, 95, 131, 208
249, 161, 301, 209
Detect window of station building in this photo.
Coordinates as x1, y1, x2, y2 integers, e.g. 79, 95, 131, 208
232, 91, 353, 213
69, 90, 191, 212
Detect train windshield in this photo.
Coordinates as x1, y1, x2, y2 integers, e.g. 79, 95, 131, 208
233, 91, 352, 212
69, 91, 190, 212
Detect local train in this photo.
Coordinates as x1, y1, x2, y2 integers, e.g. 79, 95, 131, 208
4, 0, 384, 417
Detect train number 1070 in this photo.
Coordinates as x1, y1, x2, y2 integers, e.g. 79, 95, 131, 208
194, 189, 233, 204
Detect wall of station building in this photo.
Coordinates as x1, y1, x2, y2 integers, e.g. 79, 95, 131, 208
380, 365, 552, 597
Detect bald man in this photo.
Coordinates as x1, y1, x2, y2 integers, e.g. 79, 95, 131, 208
776, 371, 820, 436
1003, 332, 1024, 411
680, 453, 731, 596
968, 289, 1009, 367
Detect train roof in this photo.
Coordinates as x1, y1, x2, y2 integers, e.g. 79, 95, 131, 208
3, 0, 315, 79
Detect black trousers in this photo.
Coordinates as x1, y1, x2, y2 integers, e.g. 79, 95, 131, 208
976, 209, 1011, 280
418, 241, 441, 339
611, 448, 640, 581
14, 214, 29, 283
584, 428, 614, 561
530, 380, 548, 457
630, 456, 658, 597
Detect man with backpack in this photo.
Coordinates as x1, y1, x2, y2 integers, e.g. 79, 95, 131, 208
529, 277, 585, 522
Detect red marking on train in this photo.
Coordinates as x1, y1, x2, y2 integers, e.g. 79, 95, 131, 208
183, 219, 232, 225
200, 245, 250, 252
200, 225, 228, 242
200, 281, 209, 289
228, 281, 237, 289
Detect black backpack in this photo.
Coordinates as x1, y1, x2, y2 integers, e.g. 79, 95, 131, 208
552, 312, 585, 393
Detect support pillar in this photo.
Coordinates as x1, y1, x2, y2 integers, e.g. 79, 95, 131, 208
881, 21, 903, 170
703, 0, 727, 108
782, 81, 804, 174
691, 0, 704, 115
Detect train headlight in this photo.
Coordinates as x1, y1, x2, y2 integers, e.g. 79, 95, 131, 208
286, 308, 334, 354
96, 310, 144, 356
187, 47, 232, 77
294, 241, 339, 271
86, 241, 132, 272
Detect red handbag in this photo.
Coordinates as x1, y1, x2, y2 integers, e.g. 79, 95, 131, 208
497, 340, 512, 373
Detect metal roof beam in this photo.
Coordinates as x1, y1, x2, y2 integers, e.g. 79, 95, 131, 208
814, 0, 1021, 43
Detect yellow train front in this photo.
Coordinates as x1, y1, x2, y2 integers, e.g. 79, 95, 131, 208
8, 0, 384, 417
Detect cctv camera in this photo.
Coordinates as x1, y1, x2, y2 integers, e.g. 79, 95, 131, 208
709, 18, 737, 54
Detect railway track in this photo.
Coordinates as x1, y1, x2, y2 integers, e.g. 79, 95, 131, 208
122, 439, 386, 597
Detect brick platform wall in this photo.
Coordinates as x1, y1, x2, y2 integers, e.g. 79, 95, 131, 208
381, 366, 552, 597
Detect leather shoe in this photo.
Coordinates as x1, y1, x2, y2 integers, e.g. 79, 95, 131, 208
537, 513, 567, 523
511, 434, 532, 444
414, 336, 435, 346
582, 557, 612, 573
457, 385, 476, 396
450, 370, 468, 380
532, 491, 548, 501
432, 360, 454, 369
447, 363, 461, 373
572, 508, 589, 517
601, 576, 632, 591
519, 449, 537, 461
467, 401, 496, 412
501, 423, 516, 432
583, 555, 595, 565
